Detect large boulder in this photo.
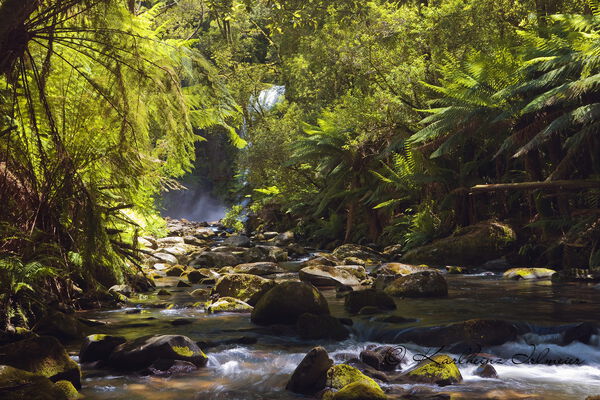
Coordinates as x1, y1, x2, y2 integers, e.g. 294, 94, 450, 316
503, 268, 556, 280
223, 234, 251, 248
299, 266, 362, 287
205, 297, 253, 313
402, 221, 516, 266
332, 244, 383, 263
79, 334, 127, 363
344, 289, 396, 314
327, 364, 382, 391
187, 268, 219, 284
251, 281, 330, 325
0, 365, 72, 400
107, 335, 208, 371
152, 252, 179, 265
243, 245, 288, 263
273, 231, 294, 246
376, 263, 434, 276
32, 311, 87, 342
0, 336, 81, 388
191, 251, 240, 268
397, 319, 517, 349
286, 347, 333, 395
232, 262, 284, 276
384, 271, 448, 297
404, 354, 462, 386
329, 381, 387, 400
338, 265, 368, 280
213, 273, 277, 304
360, 345, 404, 371
296, 313, 349, 340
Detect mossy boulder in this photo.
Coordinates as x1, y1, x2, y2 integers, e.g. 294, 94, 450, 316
327, 364, 381, 391
344, 289, 396, 314
190, 288, 211, 300
296, 313, 349, 340
331, 381, 387, 400
299, 266, 362, 287
0, 365, 71, 400
32, 311, 87, 342
79, 334, 127, 363
205, 297, 253, 314
213, 273, 277, 304
54, 380, 80, 400
187, 268, 219, 284
286, 347, 333, 395
0, 336, 81, 388
402, 221, 516, 266
251, 281, 330, 325
165, 265, 186, 277
404, 354, 462, 386
376, 263, 434, 276
503, 268, 556, 280
232, 262, 284, 276
398, 319, 517, 349
107, 334, 208, 371
191, 251, 241, 268
338, 265, 368, 280
384, 271, 448, 297
332, 244, 383, 263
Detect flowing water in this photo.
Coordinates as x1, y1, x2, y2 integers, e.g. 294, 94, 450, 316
75, 267, 600, 400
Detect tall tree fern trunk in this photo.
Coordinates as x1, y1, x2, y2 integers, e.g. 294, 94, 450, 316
0, 0, 37, 75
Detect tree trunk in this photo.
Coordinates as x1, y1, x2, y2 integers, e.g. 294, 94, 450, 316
0, 0, 38, 76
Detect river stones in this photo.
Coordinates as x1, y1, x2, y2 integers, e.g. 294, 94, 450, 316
0, 335, 82, 388
474, 363, 498, 378
299, 266, 362, 287
404, 354, 462, 386
79, 334, 127, 363
107, 334, 208, 371
326, 380, 387, 400
563, 322, 597, 345
213, 273, 277, 303
187, 268, 219, 283
205, 297, 253, 313
296, 313, 349, 340
251, 281, 330, 325
503, 268, 556, 280
109, 284, 133, 297
0, 365, 74, 400
156, 236, 185, 246
286, 347, 333, 395
165, 265, 186, 277
273, 231, 294, 246
223, 234, 251, 247
384, 271, 448, 297
232, 262, 284, 276
191, 251, 240, 268
332, 244, 383, 263
327, 364, 382, 390
344, 289, 396, 314
152, 252, 179, 265
360, 346, 404, 371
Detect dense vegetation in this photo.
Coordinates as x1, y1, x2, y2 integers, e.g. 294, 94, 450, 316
1, 0, 599, 329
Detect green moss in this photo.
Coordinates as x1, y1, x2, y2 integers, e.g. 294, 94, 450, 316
206, 297, 253, 313
332, 381, 387, 400
171, 345, 194, 357
55, 380, 80, 399
327, 364, 380, 391
88, 334, 107, 342
405, 354, 462, 385
503, 268, 556, 280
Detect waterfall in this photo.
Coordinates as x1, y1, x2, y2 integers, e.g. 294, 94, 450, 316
248, 85, 286, 115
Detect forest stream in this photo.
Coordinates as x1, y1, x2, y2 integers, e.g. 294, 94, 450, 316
67, 222, 600, 400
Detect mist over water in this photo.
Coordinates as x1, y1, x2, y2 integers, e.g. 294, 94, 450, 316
160, 187, 226, 222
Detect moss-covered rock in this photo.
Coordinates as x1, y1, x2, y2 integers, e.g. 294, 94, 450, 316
384, 271, 448, 297
165, 265, 186, 277
213, 273, 276, 304
338, 265, 368, 280
251, 281, 330, 325
0, 365, 71, 400
344, 289, 396, 314
107, 334, 208, 371
503, 268, 556, 280
0, 336, 81, 388
299, 266, 362, 287
79, 334, 126, 363
376, 263, 434, 276
187, 268, 218, 284
157, 289, 172, 296
32, 311, 87, 342
402, 221, 516, 266
446, 266, 467, 274
296, 313, 349, 340
54, 380, 80, 400
286, 347, 333, 395
232, 262, 284, 276
404, 354, 462, 386
326, 364, 380, 390
332, 381, 387, 400
332, 244, 383, 263
190, 288, 211, 299
205, 297, 253, 313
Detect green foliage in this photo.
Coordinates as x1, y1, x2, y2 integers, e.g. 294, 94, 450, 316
222, 205, 246, 233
